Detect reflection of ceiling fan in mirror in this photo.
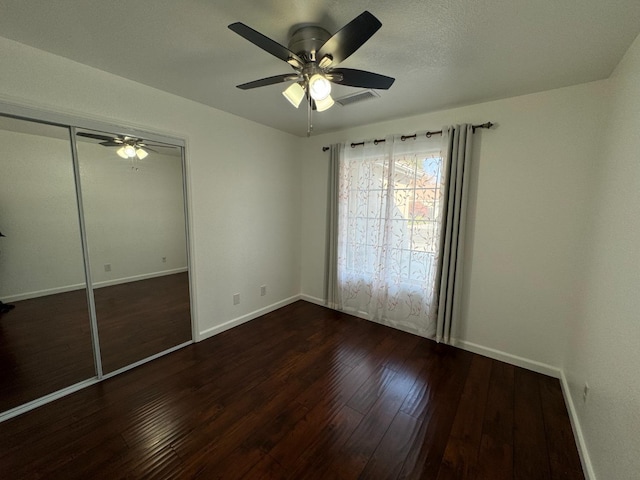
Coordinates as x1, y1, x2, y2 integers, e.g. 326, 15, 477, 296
76, 132, 163, 160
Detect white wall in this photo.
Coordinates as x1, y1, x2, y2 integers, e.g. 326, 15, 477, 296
563, 33, 640, 480
299, 80, 607, 370
0, 36, 302, 338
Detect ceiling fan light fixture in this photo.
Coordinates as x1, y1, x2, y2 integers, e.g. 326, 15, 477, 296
308, 74, 331, 101
286, 56, 304, 69
318, 54, 333, 69
136, 148, 149, 160
124, 145, 137, 158
315, 94, 335, 112
116, 146, 129, 159
283, 82, 305, 108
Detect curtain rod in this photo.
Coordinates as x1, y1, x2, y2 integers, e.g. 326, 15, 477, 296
321, 122, 494, 151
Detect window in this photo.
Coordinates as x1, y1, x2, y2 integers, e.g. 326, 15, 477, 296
336, 137, 444, 336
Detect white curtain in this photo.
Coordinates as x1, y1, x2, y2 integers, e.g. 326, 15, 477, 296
333, 133, 445, 337
436, 125, 474, 343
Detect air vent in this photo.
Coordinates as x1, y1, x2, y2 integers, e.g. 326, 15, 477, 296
335, 90, 380, 107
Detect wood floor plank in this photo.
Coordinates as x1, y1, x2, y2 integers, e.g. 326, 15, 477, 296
435, 355, 493, 480
359, 410, 423, 480
0, 301, 585, 480
267, 389, 359, 470
397, 346, 473, 479
538, 376, 585, 480
209, 401, 310, 479
326, 367, 424, 479
244, 453, 288, 480
476, 361, 515, 480
287, 404, 364, 480
514, 368, 552, 480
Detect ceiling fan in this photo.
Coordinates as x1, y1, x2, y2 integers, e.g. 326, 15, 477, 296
76, 132, 162, 160
228, 11, 394, 134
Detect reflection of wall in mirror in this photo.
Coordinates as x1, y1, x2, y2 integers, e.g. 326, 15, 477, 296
77, 138, 187, 288
0, 129, 86, 301
0, 229, 16, 313
0, 130, 188, 301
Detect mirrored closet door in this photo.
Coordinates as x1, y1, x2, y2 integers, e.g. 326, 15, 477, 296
75, 129, 192, 374
0, 111, 192, 419
0, 117, 95, 412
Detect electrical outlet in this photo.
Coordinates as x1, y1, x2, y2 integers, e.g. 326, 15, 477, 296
233, 293, 240, 305
583, 383, 589, 402
260, 285, 267, 296
162, 256, 167, 263
104, 264, 111, 272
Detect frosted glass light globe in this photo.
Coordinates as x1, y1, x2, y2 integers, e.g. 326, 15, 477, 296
124, 145, 136, 158
308, 74, 331, 101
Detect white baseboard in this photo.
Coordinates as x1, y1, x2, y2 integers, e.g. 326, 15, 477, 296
92, 267, 188, 289
299, 294, 326, 306
197, 295, 302, 341
2, 267, 188, 302
2, 282, 86, 302
454, 339, 562, 378
559, 371, 596, 480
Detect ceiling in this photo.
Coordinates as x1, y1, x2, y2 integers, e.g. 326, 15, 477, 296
0, 0, 639, 137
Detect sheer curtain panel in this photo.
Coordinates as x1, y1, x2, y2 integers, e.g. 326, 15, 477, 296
333, 134, 444, 337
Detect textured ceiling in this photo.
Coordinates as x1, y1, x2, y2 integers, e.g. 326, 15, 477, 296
0, 0, 639, 137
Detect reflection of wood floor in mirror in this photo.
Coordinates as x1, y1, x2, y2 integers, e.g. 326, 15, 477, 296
0, 272, 191, 413
0, 301, 584, 479
95, 272, 192, 374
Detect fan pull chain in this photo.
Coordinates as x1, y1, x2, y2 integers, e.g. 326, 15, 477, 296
307, 95, 312, 137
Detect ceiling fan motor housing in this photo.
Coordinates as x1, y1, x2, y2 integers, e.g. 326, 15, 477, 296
288, 26, 331, 62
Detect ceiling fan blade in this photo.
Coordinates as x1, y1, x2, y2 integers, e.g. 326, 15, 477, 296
237, 74, 299, 90
99, 141, 122, 147
229, 22, 304, 68
316, 11, 382, 67
329, 68, 395, 89
76, 132, 115, 142
141, 143, 169, 148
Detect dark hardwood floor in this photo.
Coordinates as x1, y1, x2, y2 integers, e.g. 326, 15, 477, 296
0, 272, 191, 412
0, 300, 584, 479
